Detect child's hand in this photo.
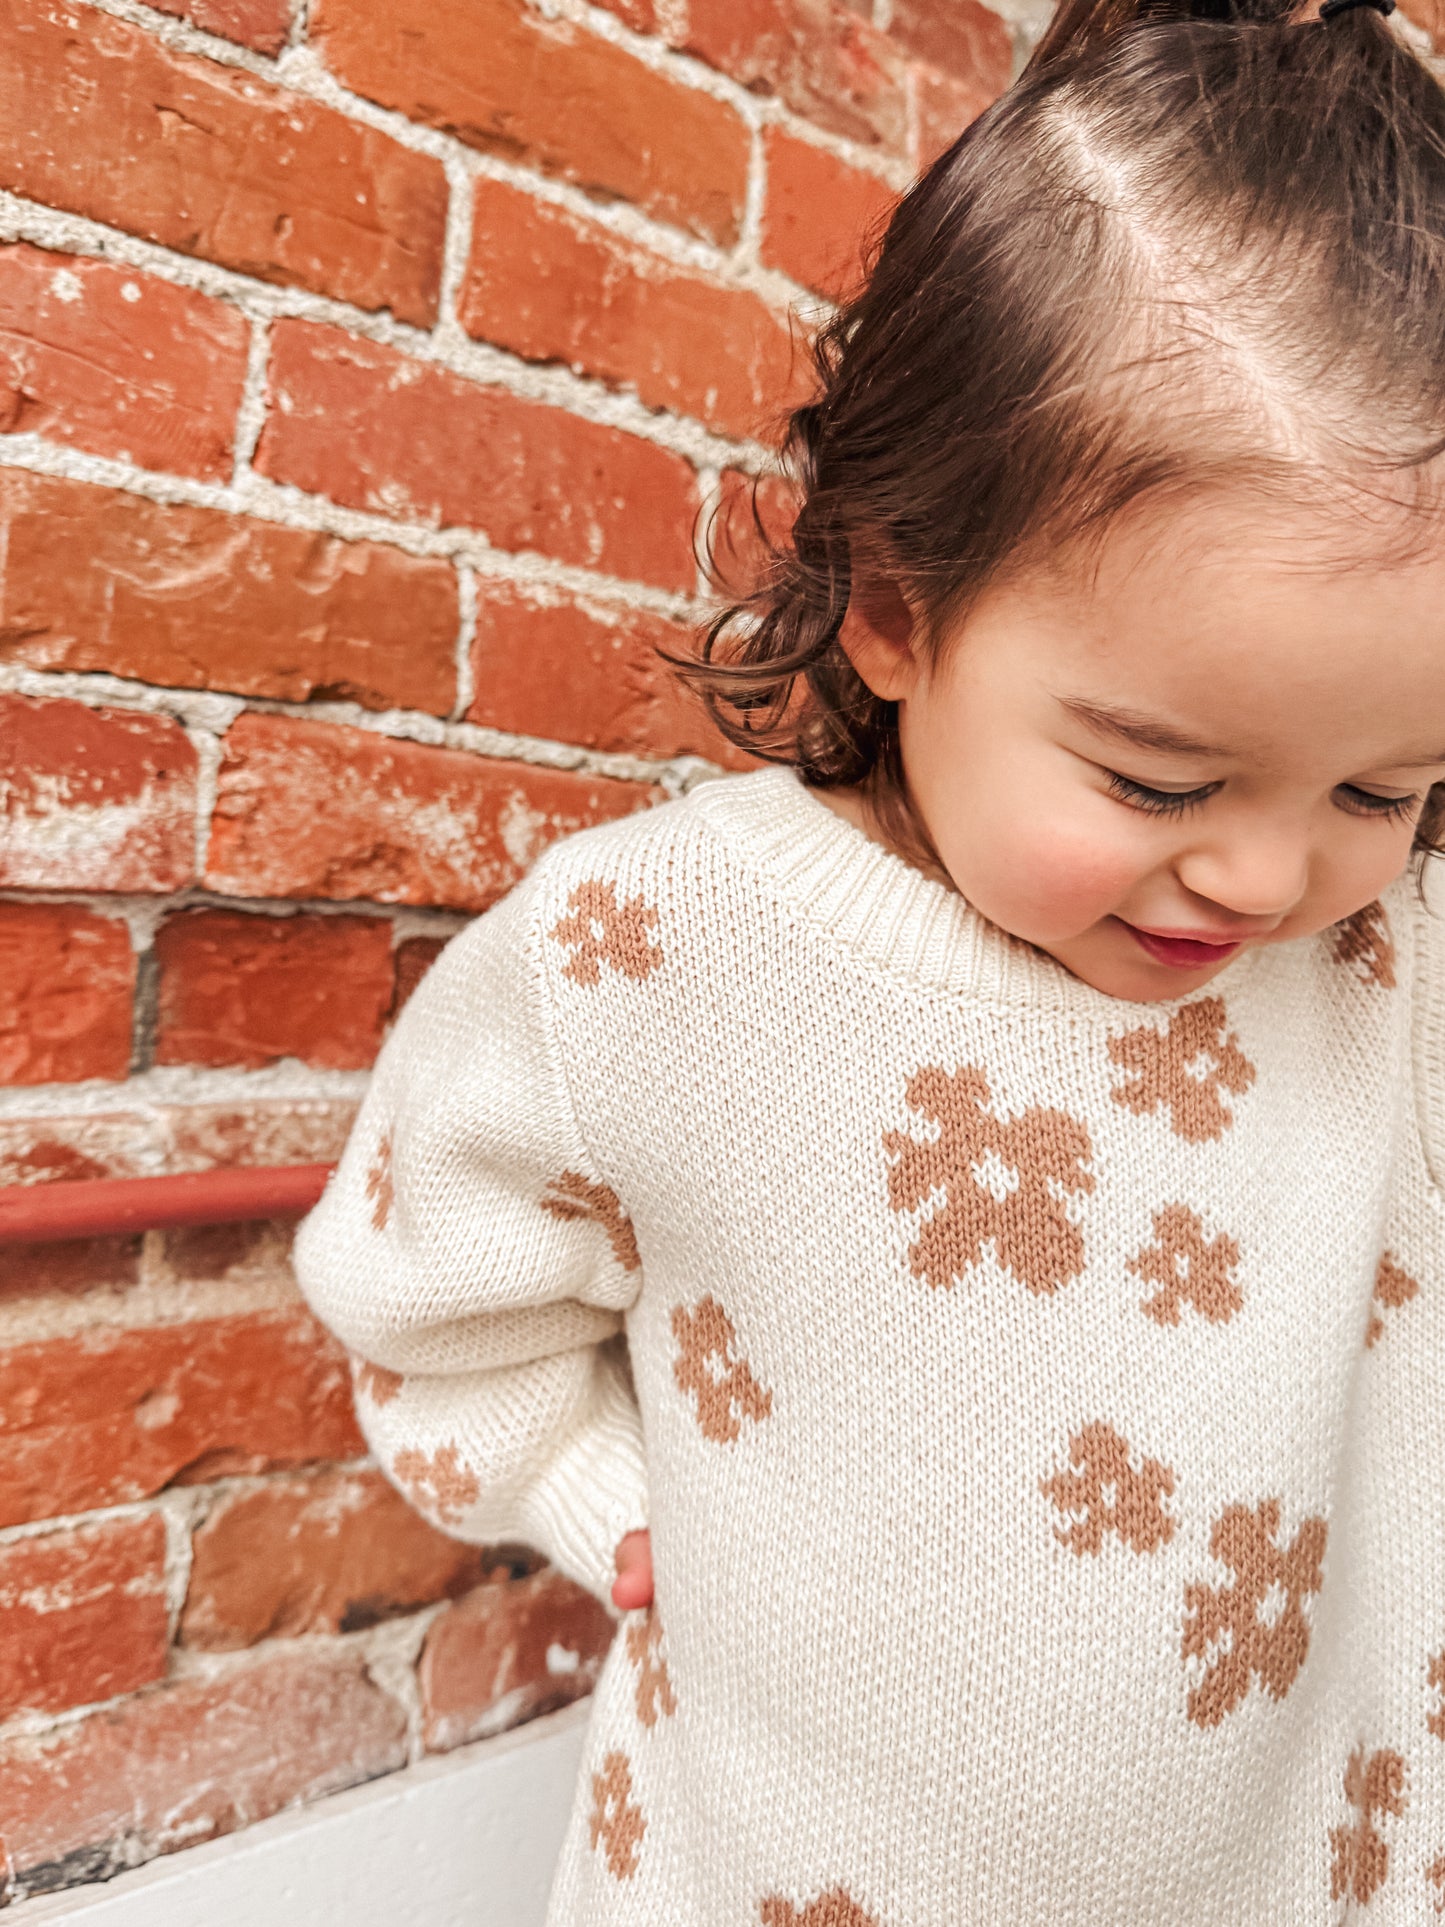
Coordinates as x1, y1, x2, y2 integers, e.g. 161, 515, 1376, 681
611, 1527, 653, 1611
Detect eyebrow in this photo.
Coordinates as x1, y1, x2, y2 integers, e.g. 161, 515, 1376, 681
1059, 695, 1445, 770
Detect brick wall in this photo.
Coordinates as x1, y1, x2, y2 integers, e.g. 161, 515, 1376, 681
0, 0, 1035, 1903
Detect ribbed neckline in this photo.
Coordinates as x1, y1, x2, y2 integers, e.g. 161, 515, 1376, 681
686, 764, 1267, 1017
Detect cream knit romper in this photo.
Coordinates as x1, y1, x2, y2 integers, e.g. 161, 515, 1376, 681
295, 764, 1445, 1927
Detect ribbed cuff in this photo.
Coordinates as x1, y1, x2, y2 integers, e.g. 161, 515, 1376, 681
517, 1343, 650, 1618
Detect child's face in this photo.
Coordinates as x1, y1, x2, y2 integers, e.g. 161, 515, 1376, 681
865, 496, 1445, 1001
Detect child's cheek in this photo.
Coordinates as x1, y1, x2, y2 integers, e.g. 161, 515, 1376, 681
968, 815, 1143, 941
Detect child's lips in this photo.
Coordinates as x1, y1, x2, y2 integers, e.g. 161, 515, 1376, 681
1118, 921, 1246, 969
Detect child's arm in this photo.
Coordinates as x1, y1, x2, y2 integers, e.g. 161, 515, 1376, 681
292, 863, 649, 1618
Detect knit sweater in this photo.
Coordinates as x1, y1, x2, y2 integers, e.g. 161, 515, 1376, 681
294, 764, 1445, 1927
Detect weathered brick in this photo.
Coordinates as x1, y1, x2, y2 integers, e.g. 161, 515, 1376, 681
257, 320, 698, 592
389, 935, 448, 1023
312, 0, 749, 246
155, 909, 395, 1071
0, 1514, 168, 1720
0, 472, 458, 716
706, 466, 799, 598
913, 57, 1010, 168
467, 584, 749, 765
159, 1218, 294, 1286
1399, 0, 1443, 39
0, 1649, 407, 1901
181, 1468, 491, 1649
0, 1236, 143, 1305
205, 713, 658, 912
888, 0, 1013, 86
150, 0, 292, 54
0, 0, 447, 325
419, 1565, 615, 1752
460, 178, 801, 440
591, 0, 658, 26
678, 0, 908, 150
0, 901, 135, 1087
0, 1309, 364, 1528
760, 131, 897, 298
165, 1098, 359, 1172
0, 692, 197, 894
0, 245, 248, 481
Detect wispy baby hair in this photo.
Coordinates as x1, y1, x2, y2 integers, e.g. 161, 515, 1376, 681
681, 0, 1445, 855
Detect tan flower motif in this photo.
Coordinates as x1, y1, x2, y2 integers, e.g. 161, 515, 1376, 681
588, 1749, 645, 1879
1428, 1649, 1445, 1742
670, 1295, 773, 1444
625, 1601, 677, 1728
1366, 1251, 1420, 1348
365, 1129, 394, 1231
1040, 1421, 1176, 1556
390, 1442, 480, 1526
351, 1355, 403, 1407
540, 1171, 641, 1272
1128, 1204, 1243, 1326
1328, 1747, 1408, 1905
1428, 1853, 1445, 1914
551, 880, 664, 988
759, 1890, 880, 1927
1181, 1498, 1328, 1729
883, 1064, 1095, 1295
1331, 900, 1397, 989
1108, 997, 1256, 1144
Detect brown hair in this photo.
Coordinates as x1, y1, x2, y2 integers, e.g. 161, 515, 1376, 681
677, 0, 1445, 862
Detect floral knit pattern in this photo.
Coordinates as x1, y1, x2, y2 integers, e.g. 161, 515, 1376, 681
1366, 1250, 1420, 1348
884, 1065, 1095, 1294
541, 1171, 642, 1272
1181, 1498, 1328, 1729
670, 1295, 773, 1443
626, 1603, 677, 1728
1040, 1422, 1176, 1556
1328, 1747, 1408, 1905
351, 1355, 403, 1406
589, 1750, 645, 1878
1429, 1854, 1445, 1914
1331, 900, 1397, 989
390, 1442, 479, 1525
365, 1129, 394, 1231
1108, 998, 1256, 1143
1428, 1650, 1445, 1742
1127, 1205, 1243, 1325
758, 1890, 880, 1926
551, 880, 664, 987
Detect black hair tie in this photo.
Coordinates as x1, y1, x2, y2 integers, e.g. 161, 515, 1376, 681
1318, 0, 1396, 19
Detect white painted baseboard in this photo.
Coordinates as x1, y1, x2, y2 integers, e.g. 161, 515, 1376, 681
18, 1695, 590, 1926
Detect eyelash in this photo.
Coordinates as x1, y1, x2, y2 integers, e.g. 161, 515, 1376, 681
1104, 772, 1421, 823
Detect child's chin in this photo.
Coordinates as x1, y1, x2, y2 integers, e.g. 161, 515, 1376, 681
1036, 929, 1234, 1001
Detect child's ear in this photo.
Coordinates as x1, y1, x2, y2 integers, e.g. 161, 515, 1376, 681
837, 575, 921, 701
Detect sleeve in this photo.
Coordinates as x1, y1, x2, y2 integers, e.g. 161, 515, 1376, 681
292, 861, 649, 1617
1411, 851, 1445, 1194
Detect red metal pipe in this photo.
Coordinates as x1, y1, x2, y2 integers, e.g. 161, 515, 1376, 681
0, 1164, 336, 1246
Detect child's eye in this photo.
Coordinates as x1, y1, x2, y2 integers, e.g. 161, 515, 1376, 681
1104, 771, 1219, 817
1335, 785, 1420, 822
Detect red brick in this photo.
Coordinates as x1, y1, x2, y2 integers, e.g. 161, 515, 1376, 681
419, 1565, 614, 1752
0, 1236, 143, 1305
181, 1468, 490, 1649
888, 0, 1012, 86
0, 1650, 406, 1900
460, 178, 801, 440
678, 0, 907, 150
389, 935, 448, 1022
706, 466, 799, 598
0, 1309, 364, 1529
205, 712, 659, 913
150, 0, 292, 54
0, 902, 134, 1087
0, 245, 248, 482
467, 585, 749, 766
312, 0, 748, 246
0, 1101, 356, 1192
591, 0, 657, 26
0, 692, 197, 893
0, 0, 446, 325
159, 1218, 293, 1284
760, 131, 898, 299
0, 1515, 168, 1721
0, 472, 458, 716
913, 58, 1009, 168
1399, 0, 1443, 38
155, 909, 394, 1072
0, 1117, 149, 1303
257, 320, 698, 593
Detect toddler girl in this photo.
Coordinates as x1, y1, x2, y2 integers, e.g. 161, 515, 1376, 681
295, 0, 1445, 1916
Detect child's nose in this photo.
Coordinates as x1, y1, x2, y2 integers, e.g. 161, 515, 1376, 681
1174, 833, 1310, 922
